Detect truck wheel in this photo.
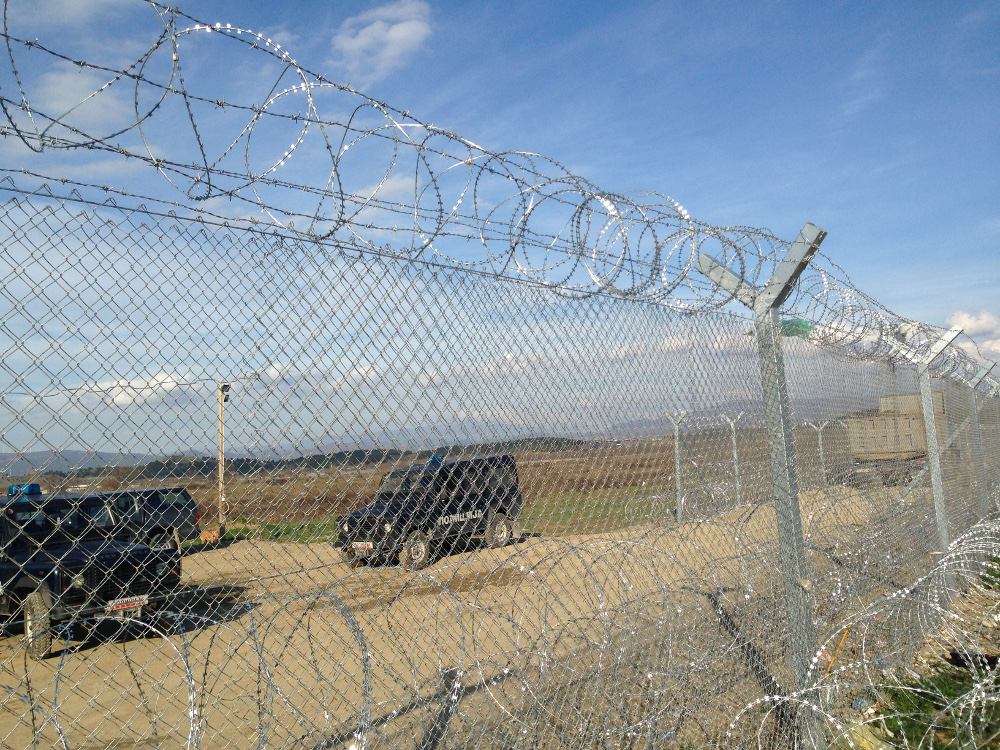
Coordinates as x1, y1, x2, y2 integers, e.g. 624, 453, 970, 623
340, 548, 364, 569
402, 530, 431, 570
22, 591, 51, 660
147, 530, 179, 551
486, 513, 512, 548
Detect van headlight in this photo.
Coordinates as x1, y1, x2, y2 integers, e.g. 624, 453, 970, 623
384, 523, 392, 532
155, 562, 169, 577
343, 523, 349, 532
70, 573, 85, 589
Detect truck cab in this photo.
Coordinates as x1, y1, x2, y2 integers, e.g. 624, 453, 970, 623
0, 484, 182, 659
102, 487, 201, 550
336, 454, 522, 569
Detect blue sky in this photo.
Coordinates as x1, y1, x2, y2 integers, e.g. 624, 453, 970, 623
219, 0, 999, 326
3, 0, 996, 348
0, 0, 997, 457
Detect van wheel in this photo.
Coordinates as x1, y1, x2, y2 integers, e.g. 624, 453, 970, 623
22, 592, 51, 660
486, 513, 512, 548
402, 530, 431, 570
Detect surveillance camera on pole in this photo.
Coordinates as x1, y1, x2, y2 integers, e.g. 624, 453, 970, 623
218, 382, 231, 535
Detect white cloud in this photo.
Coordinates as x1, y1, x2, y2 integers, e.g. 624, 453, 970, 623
6, 0, 132, 28
839, 45, 886, 119
659, 334, 696, 353
263, 27, 299, 51
78, 373, 186, 406
331, 0, 432, 88
608, 341, 647, 360
33, 63, 130, 133
947, 310, 1000, 361
947, 310, 1000, 337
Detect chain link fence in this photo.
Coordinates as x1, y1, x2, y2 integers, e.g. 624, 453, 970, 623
1, 187, 998, 749
2, 3, 1000, 748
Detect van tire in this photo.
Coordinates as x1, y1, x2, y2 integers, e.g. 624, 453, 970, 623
22, 591, 51, 660
402, 530, 431, 570
486, 513, 512, 548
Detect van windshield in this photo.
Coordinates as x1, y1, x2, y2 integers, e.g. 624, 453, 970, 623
377, 470, 436, 496
3, 499, 116, 550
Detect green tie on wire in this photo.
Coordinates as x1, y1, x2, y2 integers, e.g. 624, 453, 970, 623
780, 319, 814, 339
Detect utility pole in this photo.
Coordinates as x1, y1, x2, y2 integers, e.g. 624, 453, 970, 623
666, 412, 688, 521
218, 382, 231, 535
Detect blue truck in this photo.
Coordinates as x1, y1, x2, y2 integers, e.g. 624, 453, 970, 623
336, 454, 523, 570
0, 484, 182, 659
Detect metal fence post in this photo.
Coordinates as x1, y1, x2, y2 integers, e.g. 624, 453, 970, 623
968, 362, 996, 519
990, 381, 1000, 497
918, 363, 948, 551
805, 421, 830, 484
907, 327, 963, 552
667, 412, 688, 521
698, 223, 827, 748
722, 412, 744, 504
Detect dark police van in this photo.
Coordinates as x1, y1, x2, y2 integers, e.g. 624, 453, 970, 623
337, 455, 522, 570
103, 487, 201, 550
0, 484, 182, 659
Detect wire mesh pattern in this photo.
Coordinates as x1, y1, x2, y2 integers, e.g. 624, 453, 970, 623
1, 3, 1000, 749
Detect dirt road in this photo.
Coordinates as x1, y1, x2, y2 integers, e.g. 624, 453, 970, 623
0, 485, 938, 749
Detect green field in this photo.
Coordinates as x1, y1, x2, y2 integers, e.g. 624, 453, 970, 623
218, 517, 346, 544
520, 487, 675, 535
207, 486, 676, 545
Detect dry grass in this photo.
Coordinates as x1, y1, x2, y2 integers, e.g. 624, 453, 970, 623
24, 425, 863, 538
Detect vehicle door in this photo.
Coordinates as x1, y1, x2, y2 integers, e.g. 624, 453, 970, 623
145, 490, 171, 529
0, 516, 14, 616
160, 487, 201, 542
146, 489, 187, 540
400, 470, 434, 537
156, 489, 197, 542
460, 462, 489, 535
110, 491, 144, 540
490, 457, 521, 519
433, 466, 465, 540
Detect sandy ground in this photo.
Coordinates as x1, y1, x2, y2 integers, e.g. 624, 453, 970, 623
0, 485, 963, 749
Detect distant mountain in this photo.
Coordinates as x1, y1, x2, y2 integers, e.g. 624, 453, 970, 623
0, 450, 153, 478
416, 437, 599, 458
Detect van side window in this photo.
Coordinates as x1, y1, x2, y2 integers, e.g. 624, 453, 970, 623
472, 464, 493, 495
485, 463, 515, 493
159, 491, 190, 506
113, 494, 134, 513
84, 503, 116, 530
